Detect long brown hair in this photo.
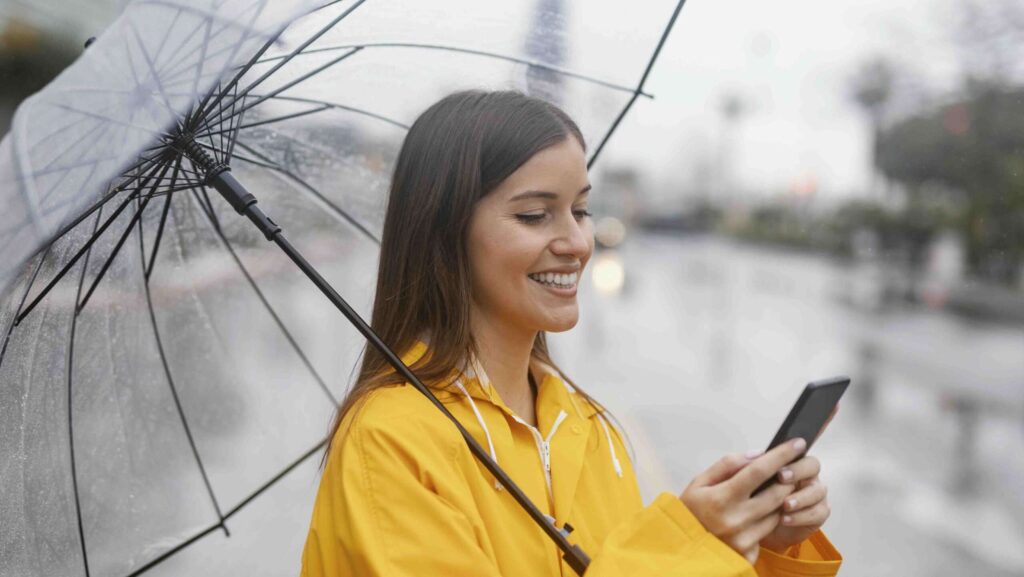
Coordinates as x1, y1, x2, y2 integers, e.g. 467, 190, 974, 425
321, 89, 618, 466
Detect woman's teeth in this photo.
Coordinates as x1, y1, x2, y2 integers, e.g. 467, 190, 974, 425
528, 271, 578, 288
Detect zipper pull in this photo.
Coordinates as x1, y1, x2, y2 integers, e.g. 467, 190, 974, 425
542, 441, 551, 473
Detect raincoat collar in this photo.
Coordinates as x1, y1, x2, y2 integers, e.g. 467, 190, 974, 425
404, 339, 601, 422
403, 340, 612, 525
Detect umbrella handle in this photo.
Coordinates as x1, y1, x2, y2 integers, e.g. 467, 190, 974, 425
182, 139, 592, 575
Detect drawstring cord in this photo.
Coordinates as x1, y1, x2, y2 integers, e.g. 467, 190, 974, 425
453, 379, 504, 491
454, 366, 626, 490
596, 412, 624, 478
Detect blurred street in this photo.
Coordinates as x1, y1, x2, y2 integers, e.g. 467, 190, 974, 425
554, 233, 1024, 576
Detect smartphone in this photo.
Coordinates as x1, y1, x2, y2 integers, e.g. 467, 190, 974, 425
749, 376, 850, 498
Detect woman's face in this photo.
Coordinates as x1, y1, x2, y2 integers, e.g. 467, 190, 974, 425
466, 136, 594, 337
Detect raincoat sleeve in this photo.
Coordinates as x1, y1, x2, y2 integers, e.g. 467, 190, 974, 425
301, 409, 505, 577
584, 491, 842, 577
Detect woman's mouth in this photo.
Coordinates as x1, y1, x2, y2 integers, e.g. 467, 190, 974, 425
527, 271, 579, 295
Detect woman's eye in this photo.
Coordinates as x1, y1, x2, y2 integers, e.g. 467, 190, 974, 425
515, 213, 546, 224
515, 209, 591, 224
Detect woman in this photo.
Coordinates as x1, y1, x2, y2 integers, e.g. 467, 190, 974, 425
300, 90, 842, 576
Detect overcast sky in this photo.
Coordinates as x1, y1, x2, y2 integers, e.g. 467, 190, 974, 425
596, 0, 966, 202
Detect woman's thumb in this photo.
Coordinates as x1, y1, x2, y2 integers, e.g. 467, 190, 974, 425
694, 450, 762, 487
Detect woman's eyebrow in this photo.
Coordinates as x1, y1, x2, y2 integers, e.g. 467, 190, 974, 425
508, 185, 592, 202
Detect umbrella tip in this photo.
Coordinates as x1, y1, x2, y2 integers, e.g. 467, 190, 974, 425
84, 37, 96, 50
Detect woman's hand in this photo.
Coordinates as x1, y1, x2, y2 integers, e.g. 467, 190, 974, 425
678, 438, 808, 566
758, 465, 830, 554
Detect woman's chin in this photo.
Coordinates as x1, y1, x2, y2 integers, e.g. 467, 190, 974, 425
537, 311, 580, 333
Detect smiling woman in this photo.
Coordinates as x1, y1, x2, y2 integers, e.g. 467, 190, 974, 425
300, 90, 843, 576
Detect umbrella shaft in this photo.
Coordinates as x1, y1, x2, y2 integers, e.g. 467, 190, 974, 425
210, 170, 281, 240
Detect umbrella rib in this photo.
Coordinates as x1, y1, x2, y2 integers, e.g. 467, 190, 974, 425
190, 34, 275, 126
189, 15, 214, 103
5, 184, 129, 273
204, 47, 362, 128
126, 19, 179, 117
32, 117, 113, 172
255, 42, 651, 97
121, 439, 326, 577
225, 83, 244, 161
216, 148, 280, 171
196, 102, 225, 166
27, 112, 95, 156
197, 96, 408, 138
0, 244, 51, 372
66, 204, 107, 577
145, 190, 174, 280
156, 0, 263, 88
263, 95, 408, 129
191, 0, 336, 125
222, 438, 326, 519
34, 119, 125, 209
31, 153, 127, 180
142, 181, 206, 199
232, 141, 380, 244
197, 104, 333, 137
13, 160, 168, 326
136, 196, 231, 545
76, 161, 175, 313
195, 183, 222, 232
0, 140, 132, 243
13, 192, 137, 326
132, 0, 271, 36
50, 102, 157, 137
587, 0, 689, 170
204, 0, 368, 122
189, 186, 339, 405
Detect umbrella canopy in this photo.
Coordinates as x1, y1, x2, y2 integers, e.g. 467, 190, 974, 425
0, 0, 685, 575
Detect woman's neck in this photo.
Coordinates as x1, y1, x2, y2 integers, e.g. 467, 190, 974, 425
469, 312, 537, 423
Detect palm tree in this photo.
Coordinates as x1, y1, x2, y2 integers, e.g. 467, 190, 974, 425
849, 57, 895, 199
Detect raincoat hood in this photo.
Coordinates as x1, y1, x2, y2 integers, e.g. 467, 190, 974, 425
302, 341, 843, 576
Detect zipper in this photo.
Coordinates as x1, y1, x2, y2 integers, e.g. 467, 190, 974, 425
510, 409, 568, 506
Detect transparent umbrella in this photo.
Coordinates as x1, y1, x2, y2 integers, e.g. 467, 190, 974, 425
0, 0, 686, 575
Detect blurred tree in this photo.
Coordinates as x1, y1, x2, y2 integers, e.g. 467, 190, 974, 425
715, 92, 747, 205
877, 82, 1024, 285
856, 0, 1024, 287
848, 56, 896, 200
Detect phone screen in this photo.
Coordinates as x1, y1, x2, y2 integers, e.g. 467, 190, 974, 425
749, 376, 849, 497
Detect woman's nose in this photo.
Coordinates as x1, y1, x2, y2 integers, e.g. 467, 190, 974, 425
551, 215, 592, 258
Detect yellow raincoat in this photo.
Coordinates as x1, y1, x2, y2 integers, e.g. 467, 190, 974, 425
301, 341, 843, 576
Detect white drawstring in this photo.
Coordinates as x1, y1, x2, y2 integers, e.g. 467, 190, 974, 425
456, 362, 625, 489
596, 412, 624, 478
453, 379, 503, 491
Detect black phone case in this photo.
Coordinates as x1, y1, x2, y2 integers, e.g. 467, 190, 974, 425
749, 376, 850, 498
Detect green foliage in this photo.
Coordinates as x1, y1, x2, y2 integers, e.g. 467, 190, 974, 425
877, 81, 1024, 284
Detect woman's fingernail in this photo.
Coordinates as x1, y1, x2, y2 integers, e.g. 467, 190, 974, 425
786, 498, 797, 509
779, 468, 793, 482
783, 515, 793, 524
746, 449, 764, 459
792, 438, 807, 451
